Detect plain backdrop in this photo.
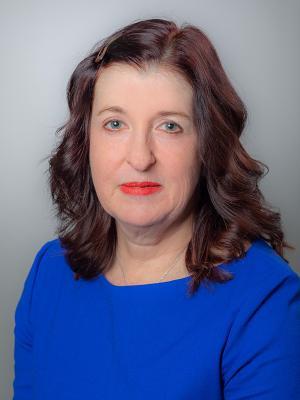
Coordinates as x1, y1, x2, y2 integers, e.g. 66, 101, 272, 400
1, 0, 299, 398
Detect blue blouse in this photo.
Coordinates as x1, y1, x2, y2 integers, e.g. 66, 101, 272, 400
13, 238, 300, 399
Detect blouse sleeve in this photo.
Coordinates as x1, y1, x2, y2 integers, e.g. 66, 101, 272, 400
12, 241, 51, 400
222, 270, 300, 400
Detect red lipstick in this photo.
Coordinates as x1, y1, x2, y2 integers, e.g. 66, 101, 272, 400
120, 181, 162, 196
121, 181, 160, 187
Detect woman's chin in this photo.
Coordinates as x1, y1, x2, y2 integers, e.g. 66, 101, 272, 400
115, 213, 169, 229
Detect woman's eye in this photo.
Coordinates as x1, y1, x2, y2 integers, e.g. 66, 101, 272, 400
104, 120, 124, 130
103, 119, 182, 133
160, 121, 181, 133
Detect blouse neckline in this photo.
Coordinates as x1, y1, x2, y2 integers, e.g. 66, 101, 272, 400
100, 272, 192, 289
99, 239, 262, 290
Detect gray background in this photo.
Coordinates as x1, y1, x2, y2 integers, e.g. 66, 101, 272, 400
1, 0, 299, 398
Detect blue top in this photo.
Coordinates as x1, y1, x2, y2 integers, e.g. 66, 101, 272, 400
13, 238, 300, 400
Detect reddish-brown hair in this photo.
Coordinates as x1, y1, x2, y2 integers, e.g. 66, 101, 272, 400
46, 18, 294, 296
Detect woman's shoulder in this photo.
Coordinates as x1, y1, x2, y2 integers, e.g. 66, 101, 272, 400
219, 238, 300, 303
235, 238, 298, 278
221, 240, 300, 396
38, 237, 69, 267
15, 238, 73, 340
33, 236, 70, 269
24, 237, 73, 295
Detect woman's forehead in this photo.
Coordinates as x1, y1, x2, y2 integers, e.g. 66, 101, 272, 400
93, 63, 193, 112
96, 62, 191, 90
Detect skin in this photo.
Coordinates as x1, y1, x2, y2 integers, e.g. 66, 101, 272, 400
89, 62, 242, 285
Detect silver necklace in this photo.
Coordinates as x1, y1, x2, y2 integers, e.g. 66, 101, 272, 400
116, 245, 187, 285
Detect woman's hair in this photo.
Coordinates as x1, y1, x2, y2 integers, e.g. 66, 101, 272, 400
46, 17, 294, 296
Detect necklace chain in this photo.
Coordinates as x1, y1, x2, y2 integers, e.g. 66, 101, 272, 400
116, 245, 187, 285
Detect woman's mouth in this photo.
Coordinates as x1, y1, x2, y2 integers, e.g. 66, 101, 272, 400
120, 182, 162, 196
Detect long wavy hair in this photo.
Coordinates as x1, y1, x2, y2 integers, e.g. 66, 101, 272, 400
46, 17, 294, 296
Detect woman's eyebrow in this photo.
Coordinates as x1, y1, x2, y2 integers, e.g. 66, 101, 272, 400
97, 106, 191, 119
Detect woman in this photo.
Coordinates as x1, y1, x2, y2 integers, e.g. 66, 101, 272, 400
13, 18, 300, 399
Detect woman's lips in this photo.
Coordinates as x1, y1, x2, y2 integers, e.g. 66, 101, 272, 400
121, 181, 160, 187
120, 182, 162, 196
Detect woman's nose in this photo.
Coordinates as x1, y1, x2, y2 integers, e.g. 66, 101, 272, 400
125, 133, 156, 171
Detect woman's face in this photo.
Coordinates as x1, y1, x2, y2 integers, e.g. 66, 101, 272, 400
89, 63, 200, 230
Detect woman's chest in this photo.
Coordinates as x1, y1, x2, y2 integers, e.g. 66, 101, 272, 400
32, 283, 230, 399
